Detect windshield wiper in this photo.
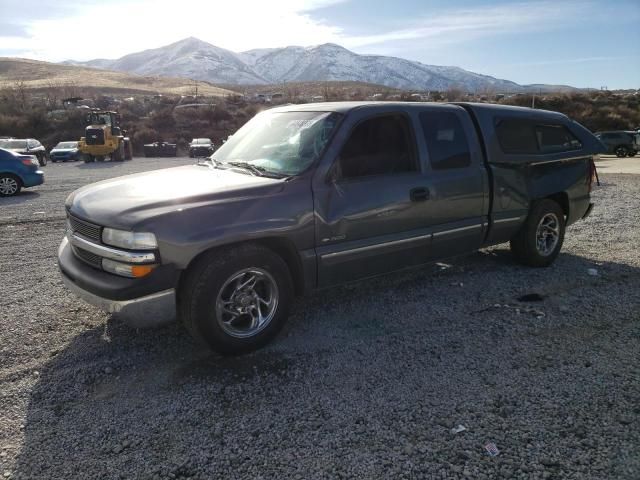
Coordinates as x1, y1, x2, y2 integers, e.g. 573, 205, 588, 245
222, 161, 289, 179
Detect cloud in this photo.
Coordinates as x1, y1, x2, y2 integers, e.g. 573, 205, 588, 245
0, 23, 30, 38
0, 0, 349, 60
0, 0, 611, 63
511, 56, 640, 67
339, 1, 597, 49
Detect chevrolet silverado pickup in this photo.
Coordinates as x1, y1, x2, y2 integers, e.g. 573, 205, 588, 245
59, 102, 604, 354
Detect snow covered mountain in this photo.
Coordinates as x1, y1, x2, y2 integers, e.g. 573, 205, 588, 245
65, 38, 267, 85
241, 43, 524, 92
65, 37, 570, 92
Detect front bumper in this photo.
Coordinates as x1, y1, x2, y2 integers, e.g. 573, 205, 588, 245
51, 153, 77, 161
58, 236, 177, 328
190, 148, 213, 157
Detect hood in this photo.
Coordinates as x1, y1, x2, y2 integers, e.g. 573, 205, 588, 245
68, 165, 283, 229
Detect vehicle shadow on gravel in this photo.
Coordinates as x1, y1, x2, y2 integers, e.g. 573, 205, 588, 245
75, 162, 125, 169
0, 191, 40, 205
11, 250, 640, 479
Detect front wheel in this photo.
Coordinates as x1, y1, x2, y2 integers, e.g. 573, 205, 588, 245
0, 174, 22, 197
37, 153, 47, 166
615, 146, 627, 158
179, 244, 293, 354
510, 199, 566, 267
627, 150, 637, 158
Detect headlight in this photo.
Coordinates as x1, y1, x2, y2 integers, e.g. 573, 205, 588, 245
102, 228, 157, 250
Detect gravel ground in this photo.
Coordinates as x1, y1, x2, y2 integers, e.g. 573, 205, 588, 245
0, 158, 638, 480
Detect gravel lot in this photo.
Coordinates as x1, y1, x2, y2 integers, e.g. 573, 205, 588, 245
1, 157, 638, 479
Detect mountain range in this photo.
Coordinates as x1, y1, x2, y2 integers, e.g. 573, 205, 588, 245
64, 37, 576, 93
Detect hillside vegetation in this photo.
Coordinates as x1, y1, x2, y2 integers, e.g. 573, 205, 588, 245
0, 58, 234, 96
0, 69, 637, 155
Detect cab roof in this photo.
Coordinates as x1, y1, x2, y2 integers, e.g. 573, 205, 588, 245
269, 101, 568, 122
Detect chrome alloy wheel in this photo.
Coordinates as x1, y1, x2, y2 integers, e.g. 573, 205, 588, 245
535, 213, 560, 256
215, 268, 279, 338
0, 177, 19, 196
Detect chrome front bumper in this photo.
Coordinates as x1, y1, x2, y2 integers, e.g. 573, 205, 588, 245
61, 272, 176, 329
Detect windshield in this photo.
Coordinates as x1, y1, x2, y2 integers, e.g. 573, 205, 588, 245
55, 142, 78, 149
213, 111, 342, 176
1, 140, 27, 149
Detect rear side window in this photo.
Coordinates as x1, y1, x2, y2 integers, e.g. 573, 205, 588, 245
420, 111, 471, 170
495, 119, 538, 154
338, 114, 416, 179
535, 125, 582, 153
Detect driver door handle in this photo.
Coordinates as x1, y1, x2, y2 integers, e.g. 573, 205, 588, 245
410, 187, 430, 202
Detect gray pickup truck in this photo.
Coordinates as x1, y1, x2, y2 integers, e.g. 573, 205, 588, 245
59, 102, 603, 353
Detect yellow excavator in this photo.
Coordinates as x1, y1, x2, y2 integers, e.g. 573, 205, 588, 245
78, 110, 133, 162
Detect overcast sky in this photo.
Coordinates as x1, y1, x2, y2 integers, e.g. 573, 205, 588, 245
0, 0, 638, 88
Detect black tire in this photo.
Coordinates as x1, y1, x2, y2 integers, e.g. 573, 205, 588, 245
37, 153, 47, 167
0, 174, 22, 197
179, 243, 293, 354
627, 150, 637, 158
82, 154, 94, 163
615, 146, 627, 158
510, 199, 566, 267
96, 155, 105, 162
112, 143, 124, 162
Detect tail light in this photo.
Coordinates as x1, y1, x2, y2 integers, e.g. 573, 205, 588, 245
20, 156, 39, 166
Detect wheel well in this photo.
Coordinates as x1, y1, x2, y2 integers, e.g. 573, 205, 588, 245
178, 238, 306, 298
545, 192, 569, 218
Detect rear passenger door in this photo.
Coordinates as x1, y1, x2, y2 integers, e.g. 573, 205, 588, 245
417, 108, 488, 258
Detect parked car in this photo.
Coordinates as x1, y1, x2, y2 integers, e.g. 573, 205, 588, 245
59, 102, 604, 354
50, 141, 81, 162
594, 130, 639, 157
0, 148, 44, 196
143, 141, 178, 157
188, 138, 215, 157
0, 138, 47, 166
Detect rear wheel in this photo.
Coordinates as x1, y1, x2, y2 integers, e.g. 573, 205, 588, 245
0, 174, 22, 197
37, 153, 47, 167
627, 150, 637, 158
615, 146, 627, 158
82, 154, 94, 163
510, 199, 566, 267
179, 243, 293, 354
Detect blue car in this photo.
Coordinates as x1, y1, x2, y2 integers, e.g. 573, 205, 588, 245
0, 147, 44, 196
50, 141, 80, 162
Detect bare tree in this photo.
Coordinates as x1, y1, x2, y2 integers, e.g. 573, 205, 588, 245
13, 80, 28, 110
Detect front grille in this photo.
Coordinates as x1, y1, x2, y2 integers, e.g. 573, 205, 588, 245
69, 215, 102, 242
86, 128, 105, 145
73, 246, 102, 269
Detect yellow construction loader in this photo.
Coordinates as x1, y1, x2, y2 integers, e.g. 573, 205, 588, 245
78, 110, 133, 162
